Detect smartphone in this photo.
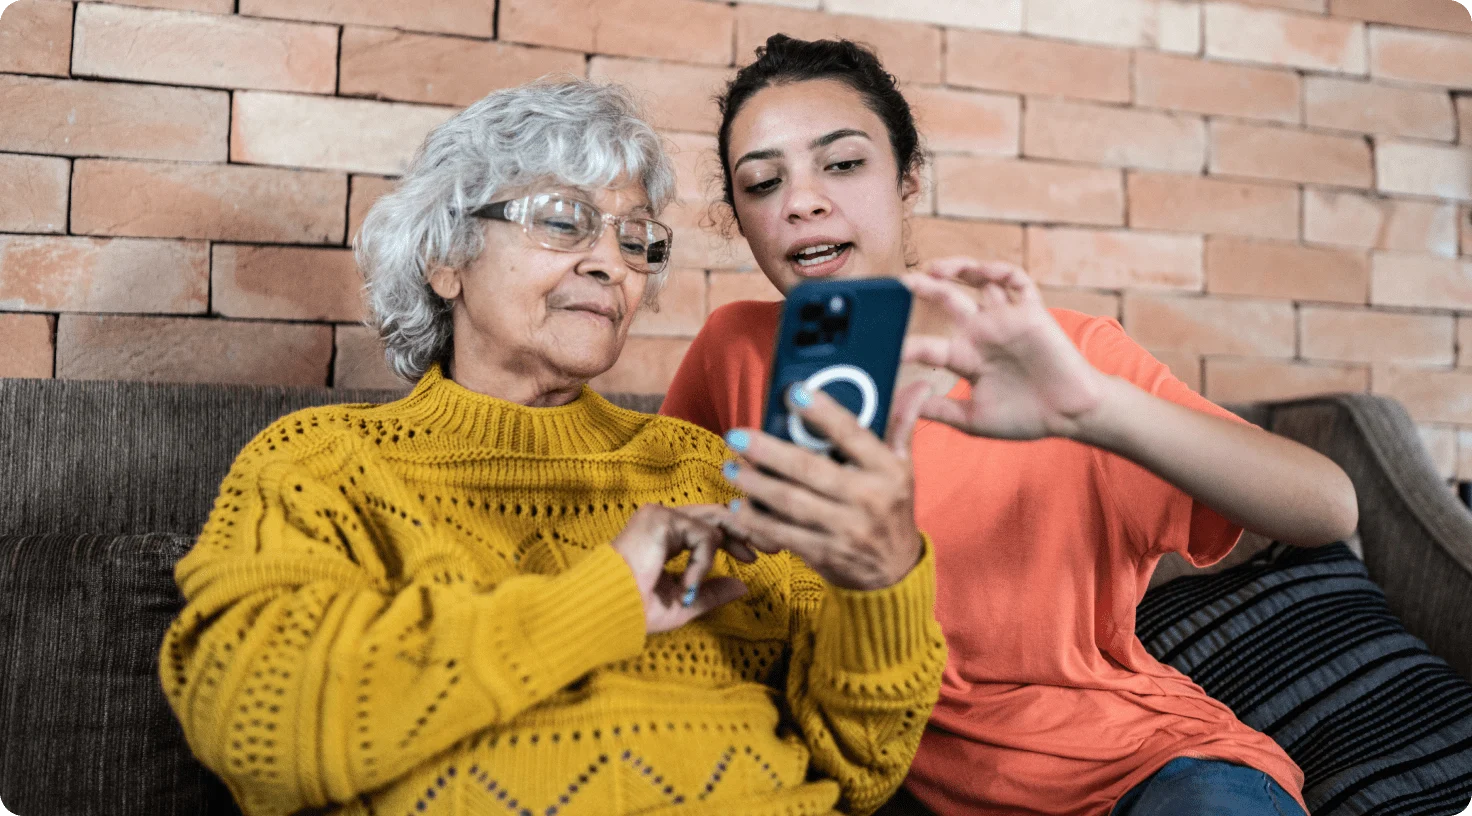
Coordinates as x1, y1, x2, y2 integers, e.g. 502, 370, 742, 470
759, 278, 913, 457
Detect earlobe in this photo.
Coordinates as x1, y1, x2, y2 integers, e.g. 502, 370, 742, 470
900, 170, 923, 213
427, 266, 462, 301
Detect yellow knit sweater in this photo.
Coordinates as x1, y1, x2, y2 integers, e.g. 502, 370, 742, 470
161, 365, 946, 816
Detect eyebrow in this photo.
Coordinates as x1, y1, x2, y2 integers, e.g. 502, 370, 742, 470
732, 128, 872, 172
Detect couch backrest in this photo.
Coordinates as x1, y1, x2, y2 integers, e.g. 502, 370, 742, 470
0, 378, 662, 538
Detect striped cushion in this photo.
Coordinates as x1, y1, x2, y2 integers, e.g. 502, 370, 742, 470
1137, 543, 1472, 816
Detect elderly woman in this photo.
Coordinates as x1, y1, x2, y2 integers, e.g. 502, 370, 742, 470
159, 78, 945, 816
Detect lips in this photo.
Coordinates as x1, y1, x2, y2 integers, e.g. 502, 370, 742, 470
786, 240, 853, 279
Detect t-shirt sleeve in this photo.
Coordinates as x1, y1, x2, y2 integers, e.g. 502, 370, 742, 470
1073, 315, 1248, 568
659, 314, 726, 434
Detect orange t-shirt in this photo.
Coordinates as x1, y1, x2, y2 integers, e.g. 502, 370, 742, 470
659, 300, 1307, 816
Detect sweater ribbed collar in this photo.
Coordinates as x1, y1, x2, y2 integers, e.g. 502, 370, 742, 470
388, 364, 649, 456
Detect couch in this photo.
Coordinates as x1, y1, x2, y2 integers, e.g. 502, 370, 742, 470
1, 376, 1469, 816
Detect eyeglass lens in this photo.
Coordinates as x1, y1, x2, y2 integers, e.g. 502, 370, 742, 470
527, 194, 669, 272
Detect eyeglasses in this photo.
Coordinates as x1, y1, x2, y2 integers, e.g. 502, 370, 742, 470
470, 193, 673, 274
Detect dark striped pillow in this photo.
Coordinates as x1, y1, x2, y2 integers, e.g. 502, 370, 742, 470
1137, 543, 1472, 816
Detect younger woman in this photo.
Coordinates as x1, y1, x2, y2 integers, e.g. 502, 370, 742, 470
661, 35, 1358, 816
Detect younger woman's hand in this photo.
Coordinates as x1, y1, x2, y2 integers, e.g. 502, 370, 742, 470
901, 257, 1109, 441
719, 383, 929, 592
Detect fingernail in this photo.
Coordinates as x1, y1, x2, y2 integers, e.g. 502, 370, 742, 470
725, 429, 750, 453
681, 585, 698, 608
722, 461, 739, 481
729, 498, 743, 512
789, 383, 814, 409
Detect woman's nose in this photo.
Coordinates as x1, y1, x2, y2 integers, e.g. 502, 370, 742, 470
577, 221, 630, 284
784, 178, 831, 222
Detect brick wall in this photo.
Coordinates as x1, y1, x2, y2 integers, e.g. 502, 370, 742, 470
1, 0, 1470, 476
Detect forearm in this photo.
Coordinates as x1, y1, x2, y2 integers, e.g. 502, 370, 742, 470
787, 544, 947, 814
1071, 376, 1358, 546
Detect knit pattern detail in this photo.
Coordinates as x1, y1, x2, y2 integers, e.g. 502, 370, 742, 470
160, 365, 946, 816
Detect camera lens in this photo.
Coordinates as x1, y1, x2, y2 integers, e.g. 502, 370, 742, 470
800, 302, 824, 321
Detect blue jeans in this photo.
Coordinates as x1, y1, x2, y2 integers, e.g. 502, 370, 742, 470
1112, 757, 1308, 816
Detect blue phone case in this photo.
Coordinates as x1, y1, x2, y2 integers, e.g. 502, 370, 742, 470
760, 278, 913, 454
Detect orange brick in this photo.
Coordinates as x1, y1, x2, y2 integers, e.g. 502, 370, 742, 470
945, 30, 1131, 104
0, 154, 69, 234
1373, 365, 1472, 424
72, 4, 337, 94
908, 217, 1026, 266
1205, 3, 1367, 73
349, 175, 399, 244
1304, 190, 1459, 258
825, 0, 1021, 30
590, 336, 692, 394
1369, 25, 1472, 88
1416, 424, 1458, 479
333, 325, 405, 390
237, 0, 493, 37
1024, 99, 1206, 173
1300, 306, 1454, 365
1375, 141, 1472, 200
502, 0, 732, 65
1128, 172, 1298, 240
0, 0, 72, 76
0, 236, 208, 314
661, 200, 758, 271
211, 245, 366, 322
1210, 121, 1372, 188
1331, 0, 1472, 35
589, 58, 733, 135
1024, 0, 1201, 52
0, 75, 228, 162
232, 92, 456, 176
1123, 293, 1296, 356
630, 268, 706, 337
1370, 252, 1472, 310
1305, 76, 1457, 141
1041, 288, 1122, 320
0, 313, 55, 379
1459, 316, 1472, 365
72, 159, 346, 244
734, 6, 942, 83
88, 0, 232, 11
935, 156, 1125, 226
340, 29, 583, 108
708, 271, 783, 312
1206, 237, 1369, 303
1463, 205, 1472, 256
1240, 0, 1326, 11
1204, 358, 1369, 402
1134, 52, 1301, 125
1027, 227, 1203, 291
1145, 347, 1203, 392
57, 315, 333, 386
910, 86, 1020, 156
1460, 96, 1471, 141
665, 132, 719, 206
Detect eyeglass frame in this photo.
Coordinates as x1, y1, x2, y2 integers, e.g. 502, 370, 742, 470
468, 192, 674, 274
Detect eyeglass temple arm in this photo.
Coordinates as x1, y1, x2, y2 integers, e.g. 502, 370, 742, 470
470, 200, 516, 221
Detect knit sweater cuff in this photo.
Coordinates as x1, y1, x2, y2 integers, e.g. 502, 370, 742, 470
493, 546, 647, 695
817, 536, 939, 676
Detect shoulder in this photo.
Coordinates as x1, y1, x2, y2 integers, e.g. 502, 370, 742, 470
703, 300, 782, 339
627, 412, 731, 468
1048, 308, 1154, 370
228, 401, 391, 476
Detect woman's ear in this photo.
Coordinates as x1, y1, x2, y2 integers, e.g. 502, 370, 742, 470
427, 265, 462, 301
900, 167, 924, 214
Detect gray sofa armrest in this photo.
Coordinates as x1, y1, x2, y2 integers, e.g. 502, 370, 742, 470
1261, 393, 1472, 682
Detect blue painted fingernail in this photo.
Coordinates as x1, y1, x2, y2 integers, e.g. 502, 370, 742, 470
729, 498, 743, 512
725, 429, 750, 453
722, 461, 739, 481
789, 383, 814, 408
681, 585, 698, 608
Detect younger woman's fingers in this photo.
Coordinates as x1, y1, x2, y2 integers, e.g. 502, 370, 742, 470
902, 335, 984, 380
887, 381, 934, 461
917, 394, 975, 431
926, 257, 1029, 290
904, 274, 981, 323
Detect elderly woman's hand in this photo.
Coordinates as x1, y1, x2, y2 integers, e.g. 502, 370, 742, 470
719, 385, 929, 591
611, 505, 754, 634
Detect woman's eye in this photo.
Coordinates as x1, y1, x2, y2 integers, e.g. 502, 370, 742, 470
828, 159, 864, 172
542, 218, 581, 235
743, 177, 780, 195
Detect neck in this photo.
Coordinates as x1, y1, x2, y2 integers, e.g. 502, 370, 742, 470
447, 340, 586, 408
